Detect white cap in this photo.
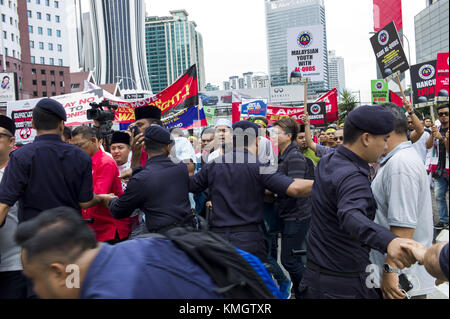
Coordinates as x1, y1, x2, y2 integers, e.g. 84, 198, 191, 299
215, 119, 232, 128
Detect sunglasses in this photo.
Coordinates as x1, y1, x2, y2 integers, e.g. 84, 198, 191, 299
332, 137, 344, 141
438, 112, 449, 117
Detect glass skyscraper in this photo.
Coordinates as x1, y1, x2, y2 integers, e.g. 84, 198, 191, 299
145, 10, 205, 94
265, 0, 329, 95
414, 0, 449, 64
87, 0, 151, 92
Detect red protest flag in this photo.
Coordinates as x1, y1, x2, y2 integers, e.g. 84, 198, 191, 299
111, 65, 199, 123
315, 88, 339, 122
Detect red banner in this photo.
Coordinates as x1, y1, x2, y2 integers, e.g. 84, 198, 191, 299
373, 0, 402, 32
315, 88, 338, 122
266, 105, 305, 126
436, 52, 449, 97
110, 65, 199, 123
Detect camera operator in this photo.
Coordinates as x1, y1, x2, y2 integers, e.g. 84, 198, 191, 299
88, 101, 118, 154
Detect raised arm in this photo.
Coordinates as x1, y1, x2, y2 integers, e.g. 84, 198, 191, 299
302, 112, 317, 153
403, 98, 424, 143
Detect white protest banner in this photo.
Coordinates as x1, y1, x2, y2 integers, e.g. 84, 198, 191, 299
7, 89, 104, 144
287, 25, 325, 83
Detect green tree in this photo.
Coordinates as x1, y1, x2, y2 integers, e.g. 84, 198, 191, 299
338, 90, 359, 123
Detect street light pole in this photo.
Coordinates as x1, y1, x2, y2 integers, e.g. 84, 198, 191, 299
116, 76, 138, 100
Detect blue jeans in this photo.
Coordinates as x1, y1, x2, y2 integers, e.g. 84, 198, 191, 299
434, 176, 449, 223
281, 217, 311, 299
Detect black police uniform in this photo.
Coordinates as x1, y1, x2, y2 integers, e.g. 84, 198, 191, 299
299, 105, 398, 299
109, 125, 191, 232
189, 121, 295, 261
0, 99, 94, 223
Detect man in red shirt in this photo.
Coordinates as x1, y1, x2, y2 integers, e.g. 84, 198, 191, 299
71, 126, 131, 244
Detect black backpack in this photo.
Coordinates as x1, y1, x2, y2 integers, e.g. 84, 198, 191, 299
163, 227, 278, 299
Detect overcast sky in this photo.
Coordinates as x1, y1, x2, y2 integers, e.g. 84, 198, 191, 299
145, 0, 426, 102
70, 1, 427, 103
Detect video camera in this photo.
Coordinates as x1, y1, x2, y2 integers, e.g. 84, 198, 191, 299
87, 100, 118, 152
87, 100, 117, 122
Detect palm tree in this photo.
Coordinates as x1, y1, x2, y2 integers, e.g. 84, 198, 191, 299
338, 90, 359, 123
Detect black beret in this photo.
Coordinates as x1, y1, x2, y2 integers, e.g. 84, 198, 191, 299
232, 120, 260, 137
134, 105, 162, 121
0, 115, 15, 136
111, 131, 130, 146
35, 98, 67, 121
347, 105, 395, 135
144, 125, 173, 145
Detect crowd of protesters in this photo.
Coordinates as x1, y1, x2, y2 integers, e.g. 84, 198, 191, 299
0, 97, 448, 299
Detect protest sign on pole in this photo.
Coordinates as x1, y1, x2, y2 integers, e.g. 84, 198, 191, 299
307, 102, 327, 126
370, 21, 409, 82
203, 106, 216, 126
287, 25, 325, 83
410, 60, 437, 103
371, 80, 390, 104
435, 52, 449, 98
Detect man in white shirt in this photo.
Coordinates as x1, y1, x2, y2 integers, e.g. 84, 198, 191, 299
370, 102, 435, 299
208, 119, 233, 163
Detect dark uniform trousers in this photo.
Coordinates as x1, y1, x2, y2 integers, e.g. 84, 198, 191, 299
298, 266, 382, 299
211, 224, 268, 263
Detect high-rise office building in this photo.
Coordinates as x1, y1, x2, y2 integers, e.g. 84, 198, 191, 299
0, 0, 71, 101
265, 0, 329, 94
243, 72, 253, 89
145, 10, 205, 94
415, 0, 449, 64
87, 0, 151, 92
229, 75, 239, 90
328, 50, 346, 94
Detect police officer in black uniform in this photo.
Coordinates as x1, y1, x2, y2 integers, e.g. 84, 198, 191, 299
0, 98, 104, 227
189, 120, 314, 261
105, 125, 192, 232
298, 105, 421, 299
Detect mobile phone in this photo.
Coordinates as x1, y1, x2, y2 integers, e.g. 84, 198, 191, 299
398, 273, 413, 293
131, 125, 139, 137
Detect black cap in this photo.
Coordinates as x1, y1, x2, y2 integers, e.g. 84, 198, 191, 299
144, 125, 173, 145
111, 131, 130, 146
134, 105, 161, 121
347, 105, 395, 135
232, 120, 260, 137
35, 98, 67, 121
0, 115, 15, 136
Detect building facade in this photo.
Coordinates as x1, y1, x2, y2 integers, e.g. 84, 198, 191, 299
0, 0, 71, 103
265, 0, 329, 95
145, 10, 205, 94
414, 0, 449, 64
328, 50, 346, 94
88, 0, 151, 92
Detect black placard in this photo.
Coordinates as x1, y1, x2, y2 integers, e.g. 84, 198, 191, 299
307, 102, 327, 126
410, 60, 437, 104
370, 21, 409, 79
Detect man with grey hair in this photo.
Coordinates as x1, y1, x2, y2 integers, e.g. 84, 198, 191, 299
370, 101, 435, 299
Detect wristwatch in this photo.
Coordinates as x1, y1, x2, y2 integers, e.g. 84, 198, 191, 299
383, 263, 400, 274
408, 110, 415, 115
